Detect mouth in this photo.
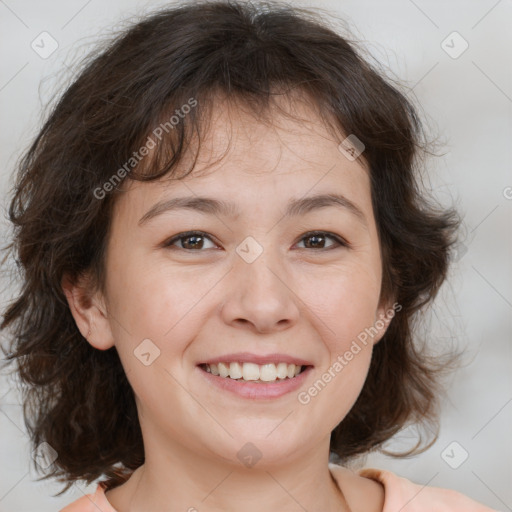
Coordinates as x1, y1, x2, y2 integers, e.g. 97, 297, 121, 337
195, 358, 314, 399
197, 361, 312, 383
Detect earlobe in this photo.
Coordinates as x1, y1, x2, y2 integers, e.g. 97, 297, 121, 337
61, 273, 115, 351
372, 300, 398, 345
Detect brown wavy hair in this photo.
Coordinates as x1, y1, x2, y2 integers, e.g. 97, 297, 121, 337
1, 0, 460, 495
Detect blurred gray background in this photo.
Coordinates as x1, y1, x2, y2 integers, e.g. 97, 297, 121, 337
1, 0, 511, 510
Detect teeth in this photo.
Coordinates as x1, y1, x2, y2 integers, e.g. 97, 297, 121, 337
204, 362, 305, 382
242, 362, 260, 381
276, 362, 288, 379
260, 364, 277, 382
230, 362, 243, 379
218, 362, 229, 378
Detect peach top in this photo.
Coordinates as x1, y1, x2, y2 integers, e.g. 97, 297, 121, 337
59, 464, 497, 511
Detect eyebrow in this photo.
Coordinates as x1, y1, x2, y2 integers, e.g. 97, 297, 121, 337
138, 193, 368, 227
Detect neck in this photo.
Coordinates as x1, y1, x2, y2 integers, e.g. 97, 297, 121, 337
105, 435, 351, 511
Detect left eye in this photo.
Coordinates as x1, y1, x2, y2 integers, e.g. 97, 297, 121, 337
295, 231, 346, 250
163, 230, 347, 251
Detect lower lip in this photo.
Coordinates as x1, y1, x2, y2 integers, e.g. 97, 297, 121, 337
196, 365, 313, 399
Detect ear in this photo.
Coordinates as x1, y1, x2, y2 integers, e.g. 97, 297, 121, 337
61, 273, 115, 350
372, 298, 401, 346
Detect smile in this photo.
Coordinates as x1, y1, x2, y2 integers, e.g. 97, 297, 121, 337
196, 362, 314, 399
199, 361, 309, 382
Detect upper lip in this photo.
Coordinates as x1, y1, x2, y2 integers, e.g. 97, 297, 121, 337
199, 352, 313, 367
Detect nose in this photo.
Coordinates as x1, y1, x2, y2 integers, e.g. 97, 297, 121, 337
220, 248, 300, 334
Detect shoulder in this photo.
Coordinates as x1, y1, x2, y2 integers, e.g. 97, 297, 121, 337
329, 463, 385, 512
59, 495, 92, 512
59, 482, 117, 512
356, 467, 497, 512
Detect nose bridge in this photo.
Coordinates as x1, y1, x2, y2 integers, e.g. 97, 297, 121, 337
221, 236, 299, 332
238, 241, 282, 294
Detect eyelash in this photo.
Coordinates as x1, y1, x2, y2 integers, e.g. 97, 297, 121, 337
162, 230, 349, 252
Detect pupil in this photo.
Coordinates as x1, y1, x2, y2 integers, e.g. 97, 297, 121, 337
184, 235, 202, 249
307, 235, 324, 248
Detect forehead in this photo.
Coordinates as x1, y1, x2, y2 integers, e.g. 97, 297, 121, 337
116, 93, 372, 219
183, 93, 369, 177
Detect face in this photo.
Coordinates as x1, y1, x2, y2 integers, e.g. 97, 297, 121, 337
68, 95, 392, 469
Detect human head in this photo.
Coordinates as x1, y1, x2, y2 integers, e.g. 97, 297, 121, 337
1, 0, 459, 493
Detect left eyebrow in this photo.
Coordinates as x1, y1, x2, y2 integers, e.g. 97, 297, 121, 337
138, 193, 368, 227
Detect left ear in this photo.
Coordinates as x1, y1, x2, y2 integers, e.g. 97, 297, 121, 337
372, 299, 401, 345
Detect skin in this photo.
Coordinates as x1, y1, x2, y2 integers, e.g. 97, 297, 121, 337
63, 94, 391, 512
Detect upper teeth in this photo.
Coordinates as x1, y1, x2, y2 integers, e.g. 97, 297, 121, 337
204, 362, 303, 381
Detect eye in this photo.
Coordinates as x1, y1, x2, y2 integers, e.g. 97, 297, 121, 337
163, 231, 217, 251
163, 230, 348, 252
294, 231, 347, 250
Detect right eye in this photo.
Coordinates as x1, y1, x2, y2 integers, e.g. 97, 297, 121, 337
163, 231, 218, 251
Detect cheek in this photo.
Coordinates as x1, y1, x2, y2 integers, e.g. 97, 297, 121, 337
105, 257, 223, 399
311, 347, 372, 434
304, 261, 380, 407
105, 264, 204, 418
304, 273, 377, 429
106, 253, 205, 339
305, 261, 382, 340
